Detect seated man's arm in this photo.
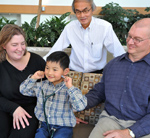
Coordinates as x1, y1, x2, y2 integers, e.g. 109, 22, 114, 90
85, 81, 105, 110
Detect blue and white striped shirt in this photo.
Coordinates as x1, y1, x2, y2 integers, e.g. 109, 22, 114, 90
20, 78, 87, 127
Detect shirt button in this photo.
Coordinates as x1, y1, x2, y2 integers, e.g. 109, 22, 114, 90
124, 90, 126, 92
121, 105, 123, 107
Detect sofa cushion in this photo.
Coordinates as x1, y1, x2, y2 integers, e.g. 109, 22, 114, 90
68, 71, 104, 125
73, 124, 94, 138
67, 71, 105, 138
81, 73, 103, 95
67, 71, 82, 89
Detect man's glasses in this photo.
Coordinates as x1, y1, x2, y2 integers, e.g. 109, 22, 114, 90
75, 7, 92, 15
126, 34, 150, 45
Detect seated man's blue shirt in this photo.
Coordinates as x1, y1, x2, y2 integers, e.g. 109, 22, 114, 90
86, 53, 150, 137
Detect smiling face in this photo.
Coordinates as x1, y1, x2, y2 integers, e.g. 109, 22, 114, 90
45, 61, 68, 86
127, 24, 150, 62
3, 35, 26, 62
74, 1, 93, 29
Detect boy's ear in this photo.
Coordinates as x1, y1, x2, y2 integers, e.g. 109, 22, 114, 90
64, 68, 70, 76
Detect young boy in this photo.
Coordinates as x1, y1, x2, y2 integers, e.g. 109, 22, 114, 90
20, 51, 87, 138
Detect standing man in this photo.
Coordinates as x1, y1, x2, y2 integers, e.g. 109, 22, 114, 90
44, 0, 125, 73
85, 18, 150, 138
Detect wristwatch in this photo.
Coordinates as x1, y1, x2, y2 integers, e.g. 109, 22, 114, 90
128, 129, 135, 138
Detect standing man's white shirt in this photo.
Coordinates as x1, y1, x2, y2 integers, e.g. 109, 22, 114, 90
44, 17, 125, 73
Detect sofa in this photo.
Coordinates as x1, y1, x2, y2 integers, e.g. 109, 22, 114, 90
67, 71, 104, 138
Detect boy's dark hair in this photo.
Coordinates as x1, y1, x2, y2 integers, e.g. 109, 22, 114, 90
46, 51, 70, 70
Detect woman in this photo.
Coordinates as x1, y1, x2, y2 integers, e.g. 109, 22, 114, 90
0, 24, 46, 138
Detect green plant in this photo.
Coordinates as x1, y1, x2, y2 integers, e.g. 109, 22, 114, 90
127, 8, 150, 29
99, 3, 150, 45
0, 16, 16, 30
145, 7, 150, 12
99, 2, 138, 45
22, 16, 38, 46
21, 12, 71, 47
40, 12, 71, 47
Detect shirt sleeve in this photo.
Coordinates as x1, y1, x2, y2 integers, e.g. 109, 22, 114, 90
85, 78, 105, 110
43, 25, 70, 60
103, 25, 125, 57
0, 93, 19, 115
129, 106, 150, 137
67, 86, 87, 111
20, 77, 38, 97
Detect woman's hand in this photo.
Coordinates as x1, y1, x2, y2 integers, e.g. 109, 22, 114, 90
13, 106, 32, 130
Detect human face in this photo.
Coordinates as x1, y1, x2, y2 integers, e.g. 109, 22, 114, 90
3, 35, 26, 61
74, 1, 93, 29
45, 61, 66, 86
126, 25, 150, 61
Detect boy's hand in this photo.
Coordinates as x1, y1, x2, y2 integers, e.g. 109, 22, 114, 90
64, 76, 73, 89
31, 71, 45, 80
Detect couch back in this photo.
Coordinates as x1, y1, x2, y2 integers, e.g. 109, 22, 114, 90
68, 71, 105, 125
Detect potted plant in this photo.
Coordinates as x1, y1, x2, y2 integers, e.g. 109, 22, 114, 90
99, 2, 138, 45
0, 16, 16, 30
22, 12, 71, 47
21, 12, 71, 56
99, 2, 150, 45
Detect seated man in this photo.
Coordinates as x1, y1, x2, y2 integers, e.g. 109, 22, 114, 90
85, 18, 150, 138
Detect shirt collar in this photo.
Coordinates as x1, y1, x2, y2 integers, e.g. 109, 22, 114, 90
142, 53, 150, 65
119, 53, 128, 61
78, 16, 93, 30
119, 52, 150, 66
48, 81, 65, 88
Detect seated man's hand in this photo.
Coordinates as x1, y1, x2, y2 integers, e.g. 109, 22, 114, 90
103, 129, 132, 138
76, 117, 88, 124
